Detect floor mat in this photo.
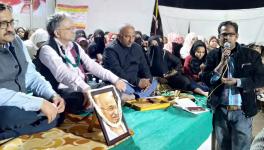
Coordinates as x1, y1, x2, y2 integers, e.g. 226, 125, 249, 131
0, 115, 108, 150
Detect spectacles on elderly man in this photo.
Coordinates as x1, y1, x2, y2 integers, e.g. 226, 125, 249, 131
101, 105, 118, 112
0, 20, 16, 29
57, 26, 76, 31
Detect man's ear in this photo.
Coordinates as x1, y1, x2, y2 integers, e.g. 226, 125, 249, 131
54, 30, 59, 38
117, 34, 121, 39
236, 33, 239, 39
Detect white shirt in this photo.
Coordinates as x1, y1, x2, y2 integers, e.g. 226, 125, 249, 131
103, 120, 127, 141
39, 38, 119, 92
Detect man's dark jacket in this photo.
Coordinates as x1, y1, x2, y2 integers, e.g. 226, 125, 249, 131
103, 40, 152, 86
201, 43, 264, 117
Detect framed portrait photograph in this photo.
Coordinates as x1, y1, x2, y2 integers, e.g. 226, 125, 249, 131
89, 85, 130, 146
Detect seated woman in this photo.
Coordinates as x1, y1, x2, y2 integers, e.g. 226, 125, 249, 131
183, 40, 209, 96
207, 36, 219, 52
88, 29, 106, 64
76, 37, 89, 55
24, 28, 49, 59
180, 32, 198, 59
248, 43, 264, 101
147, 36, 207, 96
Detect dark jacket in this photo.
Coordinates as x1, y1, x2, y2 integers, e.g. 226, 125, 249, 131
201, 43, 264, 117
87, 41, 104, 59
103, 40, 152, 86
33, 38, 83, 92
147, 35, 182, 77
189, 40, 207, 75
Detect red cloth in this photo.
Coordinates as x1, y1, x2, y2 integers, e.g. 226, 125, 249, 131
183, 55, 199, 81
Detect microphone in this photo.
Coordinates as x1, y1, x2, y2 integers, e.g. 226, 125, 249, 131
224, 42, 231, 49
223, 42, 231, 60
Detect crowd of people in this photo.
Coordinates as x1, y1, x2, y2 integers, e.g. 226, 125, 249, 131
1, 2, 264, 150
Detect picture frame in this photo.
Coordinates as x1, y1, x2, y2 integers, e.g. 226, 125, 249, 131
89, 85, 130, 146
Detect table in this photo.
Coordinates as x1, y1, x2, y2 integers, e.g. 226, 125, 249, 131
112, 96, 212, 150
0, 95, 211, 150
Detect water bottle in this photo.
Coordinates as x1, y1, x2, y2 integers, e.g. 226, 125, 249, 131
88, 77, 97, 89
98, 79, 103, 84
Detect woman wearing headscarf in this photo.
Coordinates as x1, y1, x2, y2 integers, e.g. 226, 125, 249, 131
180, 32, 198, 59
164, 32, 184, 54
24, 28, 49, 59
164, 33, 185, 64
88, 29, 106, 64
184, 40, 209, 96
147, 35, 192, 91
147, 35, 168, 76
75, 29, 87, 40
16, 27, 28, 40
248, 43, 264, 102
76, 37, 89, 55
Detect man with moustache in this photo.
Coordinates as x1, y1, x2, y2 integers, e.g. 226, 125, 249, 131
201, 21, 264, 150
0, 3, 65, 140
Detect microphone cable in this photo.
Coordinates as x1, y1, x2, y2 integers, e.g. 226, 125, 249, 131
207, 59, 229, 98
207, 42, 231, 98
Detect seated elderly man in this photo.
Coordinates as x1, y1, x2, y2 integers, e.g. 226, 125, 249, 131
34, 13, 126, 114
103, 24, 157, 99
0, 3, 65, 140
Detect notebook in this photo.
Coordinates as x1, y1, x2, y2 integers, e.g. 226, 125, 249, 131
172, 98, 208, 114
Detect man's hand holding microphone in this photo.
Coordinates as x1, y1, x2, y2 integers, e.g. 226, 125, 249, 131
220, 42, 238, 86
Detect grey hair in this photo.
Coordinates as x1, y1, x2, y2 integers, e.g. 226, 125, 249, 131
0, 3, 12, 13
46, 12, 70, 37
118, 23, 135, 35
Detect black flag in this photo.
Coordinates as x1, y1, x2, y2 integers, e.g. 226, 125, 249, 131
150, 0, 163, 36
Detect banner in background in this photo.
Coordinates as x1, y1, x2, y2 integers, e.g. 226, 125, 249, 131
0, 0, 46, 15
56, 4, 88, 29
56, 0, 155, 35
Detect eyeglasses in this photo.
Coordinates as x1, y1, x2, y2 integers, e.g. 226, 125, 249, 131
101, 105, 117, 112
17, 29, 25, 33
57, 27, 75, 31
0, 19, 16, 29
219, 32, 236, 38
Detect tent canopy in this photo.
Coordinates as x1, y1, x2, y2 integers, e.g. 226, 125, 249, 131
159, 0, 264, 10
158, 0, 264, 44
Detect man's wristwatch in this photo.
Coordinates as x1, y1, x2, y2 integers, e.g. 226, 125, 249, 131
50, 93, 61, 100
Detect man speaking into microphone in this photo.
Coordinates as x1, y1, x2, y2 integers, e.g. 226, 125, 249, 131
201, 21, 264, 150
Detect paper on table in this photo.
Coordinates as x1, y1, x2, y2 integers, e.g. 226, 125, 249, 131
172, 98, 208, 114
